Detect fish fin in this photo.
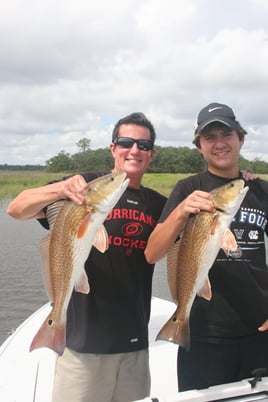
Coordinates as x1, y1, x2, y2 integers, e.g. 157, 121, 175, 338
221, 228, 238, 256
156, 308, 190, 351
167, 241, 181, 304
46, 200, 66, 230
92, 225, 109, 253
197, 278, 212, 301
77, 213, 92, 239
210, 213, 220, 235
30, 314, 66, 356
40, 234, 54, 301
74, 270, 90, 294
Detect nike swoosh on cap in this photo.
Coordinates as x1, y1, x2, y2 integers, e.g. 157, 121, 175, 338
208, 107, 223, 112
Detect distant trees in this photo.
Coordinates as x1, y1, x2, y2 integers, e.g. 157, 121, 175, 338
45, 137, 113, 172
2, 141, 267, 173
46, 150, 74, 172
44, 139, 268, 173
76, 138, 91, 153
149, 146, 206, 173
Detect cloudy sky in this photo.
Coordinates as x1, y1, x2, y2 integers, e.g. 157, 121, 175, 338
1, 0, 268, 165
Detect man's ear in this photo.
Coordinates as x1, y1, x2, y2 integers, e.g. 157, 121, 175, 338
197, 147, 203, 155
110, 143, 116, 157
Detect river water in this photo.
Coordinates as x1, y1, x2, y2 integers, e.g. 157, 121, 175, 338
0, 199, 171, 344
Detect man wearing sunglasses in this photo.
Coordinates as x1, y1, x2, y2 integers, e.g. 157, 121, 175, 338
7, 112, 167, 402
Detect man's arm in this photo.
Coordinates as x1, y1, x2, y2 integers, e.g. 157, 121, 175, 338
7, 174, 89, 220
145, 190, 215, 264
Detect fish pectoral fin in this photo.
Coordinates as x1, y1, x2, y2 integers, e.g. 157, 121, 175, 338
74, 270, 90, 294
77, 214, 92, 238
210, 213, 220, 235
197, 278, 212, 301
92, 225, 109, 253
221, 228, 238, 256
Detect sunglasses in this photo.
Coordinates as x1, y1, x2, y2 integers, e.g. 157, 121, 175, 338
113, 137, 153, 151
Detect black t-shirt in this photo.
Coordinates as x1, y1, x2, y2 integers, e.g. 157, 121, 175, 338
39, 171, 167, 353
159, 171, 268, 341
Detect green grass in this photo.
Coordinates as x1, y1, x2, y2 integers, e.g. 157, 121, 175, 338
142, 173, 190, 196
0, 171, 65, 199
1, 170, 267, 199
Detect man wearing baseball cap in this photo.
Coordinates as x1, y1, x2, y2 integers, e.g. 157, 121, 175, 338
193, 102, 246, 148
195, 102, 239, 131
145, 102, 268, 392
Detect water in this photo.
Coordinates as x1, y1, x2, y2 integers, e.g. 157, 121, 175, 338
0, 200, 171, 345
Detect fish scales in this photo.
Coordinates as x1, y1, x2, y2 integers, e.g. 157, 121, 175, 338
157, 179, 249, 350
48, 203, 91, 328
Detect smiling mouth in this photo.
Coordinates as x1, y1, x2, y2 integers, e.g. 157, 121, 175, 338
214, 150, 230, 156
126, 158, 141, 163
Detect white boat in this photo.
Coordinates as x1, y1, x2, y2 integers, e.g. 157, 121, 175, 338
1, 297, 268, 402
0, 297, 178, 402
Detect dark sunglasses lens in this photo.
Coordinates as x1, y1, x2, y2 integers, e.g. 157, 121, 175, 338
116, 139, 134, 148
138, 140, 153, 151
115, 138, 153, 151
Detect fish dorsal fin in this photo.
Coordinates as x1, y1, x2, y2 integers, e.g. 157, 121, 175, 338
92, 225, 109, 253
40, 233, 54, 301
167, 241, 181, 304
221, 228, 238, 256
74, 270, 90, 294
46, 200, 66, 230
197, 278, 212, 301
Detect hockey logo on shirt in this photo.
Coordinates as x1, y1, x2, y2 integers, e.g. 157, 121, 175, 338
106, 207, 157, 255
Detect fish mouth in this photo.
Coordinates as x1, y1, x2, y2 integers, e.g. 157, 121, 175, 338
214, 206, 225, 212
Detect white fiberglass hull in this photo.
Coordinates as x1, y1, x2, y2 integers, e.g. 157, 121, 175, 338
0, 297, 177, 402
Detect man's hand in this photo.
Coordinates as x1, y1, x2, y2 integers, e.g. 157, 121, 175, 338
60, 175, 89, 205
258, 319, 268, 332
241, 170, 259, 181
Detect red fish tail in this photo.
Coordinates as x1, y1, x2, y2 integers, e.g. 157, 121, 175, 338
156, 311, 191, 351
30, 315, 66, 356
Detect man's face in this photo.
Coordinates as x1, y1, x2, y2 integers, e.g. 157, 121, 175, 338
110, 124, 155, 185
198, 125, 244, 177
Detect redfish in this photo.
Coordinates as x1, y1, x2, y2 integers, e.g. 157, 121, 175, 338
30, 171, 129, 355
156, 179, 249, 350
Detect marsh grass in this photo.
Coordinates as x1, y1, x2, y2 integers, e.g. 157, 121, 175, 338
0, 171, 65, 199
0, 170, 189, 199
142, 173, 190, 196
1, 170, 267, 199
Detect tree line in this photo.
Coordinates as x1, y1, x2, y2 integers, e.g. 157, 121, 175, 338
44, 139, 268, 173
1, 138, 268, 173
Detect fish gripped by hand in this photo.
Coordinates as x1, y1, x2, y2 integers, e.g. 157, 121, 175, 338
156, 179, 249, 350
30, 171, 129, 356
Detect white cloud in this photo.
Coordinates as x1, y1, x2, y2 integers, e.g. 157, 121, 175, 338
0, 0, 268, 165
